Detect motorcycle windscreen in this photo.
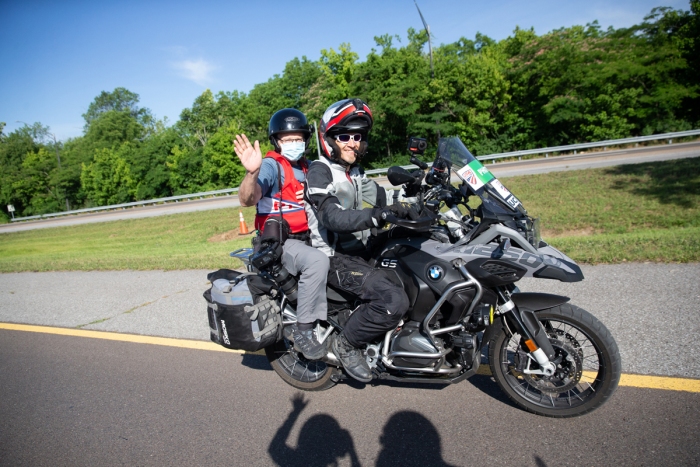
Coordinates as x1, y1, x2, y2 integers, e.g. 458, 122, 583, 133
437, 137, 525, 214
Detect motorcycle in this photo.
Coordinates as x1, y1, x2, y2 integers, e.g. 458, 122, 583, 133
231, 136, 621, 418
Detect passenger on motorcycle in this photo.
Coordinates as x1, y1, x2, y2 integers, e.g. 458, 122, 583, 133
305, 98, 419, 382
234, 108, 329, 361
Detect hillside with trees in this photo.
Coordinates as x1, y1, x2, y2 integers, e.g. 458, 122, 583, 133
1, 4, 698, 221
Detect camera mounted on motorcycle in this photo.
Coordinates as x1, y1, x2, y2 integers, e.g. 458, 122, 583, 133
250, 240, 283, 271
407, 136, 428, 155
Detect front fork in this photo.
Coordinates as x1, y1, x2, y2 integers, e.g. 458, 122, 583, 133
496, 287, 557, 377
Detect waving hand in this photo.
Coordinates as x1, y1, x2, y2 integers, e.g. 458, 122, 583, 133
234, 134, 262, 173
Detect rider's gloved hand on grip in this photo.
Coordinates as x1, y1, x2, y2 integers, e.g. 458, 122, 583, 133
371, 208, 388, 227
386, 202, 421, 220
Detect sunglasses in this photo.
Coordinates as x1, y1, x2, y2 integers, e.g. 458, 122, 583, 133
335, 134, 362, 143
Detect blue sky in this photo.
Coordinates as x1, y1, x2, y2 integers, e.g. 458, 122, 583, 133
1, 0, 691, 141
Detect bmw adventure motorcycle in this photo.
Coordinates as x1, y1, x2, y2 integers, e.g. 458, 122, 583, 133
231, 136, 621, 418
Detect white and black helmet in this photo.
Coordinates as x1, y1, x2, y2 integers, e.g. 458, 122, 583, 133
318, 98, 373, 164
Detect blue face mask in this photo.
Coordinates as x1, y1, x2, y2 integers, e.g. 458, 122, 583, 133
280, 141, 305, 161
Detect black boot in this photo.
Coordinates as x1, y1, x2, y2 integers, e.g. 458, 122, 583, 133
292, 326, 327, 360
332, 333, 372, 383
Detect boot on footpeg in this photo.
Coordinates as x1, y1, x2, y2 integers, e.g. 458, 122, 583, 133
332, 333, 372, 383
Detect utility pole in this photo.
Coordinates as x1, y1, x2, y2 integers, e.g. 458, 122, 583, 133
414, 1, 440, 138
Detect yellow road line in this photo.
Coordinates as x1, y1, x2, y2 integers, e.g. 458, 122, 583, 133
0, 322, 255, 354
2, 322, 699, 393
475, 365, 700, 393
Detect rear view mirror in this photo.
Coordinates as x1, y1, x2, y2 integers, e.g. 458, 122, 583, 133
387, 166, 416, 186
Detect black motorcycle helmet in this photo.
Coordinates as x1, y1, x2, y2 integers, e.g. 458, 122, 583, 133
268, 108, 313, 152
318, 98, 373, 165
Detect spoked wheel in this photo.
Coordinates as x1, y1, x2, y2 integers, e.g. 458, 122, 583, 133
265, 335, 340, 391
489, 303, 621, 417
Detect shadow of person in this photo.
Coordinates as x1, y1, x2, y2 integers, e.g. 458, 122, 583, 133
240, 353, 272, 371
269, 393, 361, 467
376, 411, 457, 467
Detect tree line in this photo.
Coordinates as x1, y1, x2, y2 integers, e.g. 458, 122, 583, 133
1, 3, 698, 221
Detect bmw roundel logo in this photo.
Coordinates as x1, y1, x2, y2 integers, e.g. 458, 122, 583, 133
428, 265, 444, 281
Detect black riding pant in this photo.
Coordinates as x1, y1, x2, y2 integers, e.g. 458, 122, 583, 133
327, 253, 409, 348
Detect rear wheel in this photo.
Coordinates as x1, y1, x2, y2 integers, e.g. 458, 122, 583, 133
489, 303, 621, 417
265, 336, 339, 391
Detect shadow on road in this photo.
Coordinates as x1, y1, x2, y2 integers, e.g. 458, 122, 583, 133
376, 411, 457, 467
269, 393, 361, 467
466, 374, 517, 409
240, 353, 273, 371
268, 394, 459, 467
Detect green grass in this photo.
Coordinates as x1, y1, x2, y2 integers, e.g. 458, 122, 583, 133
502, 157, 700, 236
0, 157, 698, 271
548, 227, 700, 263
0, 208, 257, 272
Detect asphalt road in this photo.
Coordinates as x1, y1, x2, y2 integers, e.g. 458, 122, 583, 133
2, 263, 698, 378
1, 265, 699, 465
2, 329, 699, 467
2, 141, 698, 234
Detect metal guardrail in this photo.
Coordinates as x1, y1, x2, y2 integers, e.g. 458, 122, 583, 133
11, 187, 239, 222
365, 129, 700, 174
9, 129, 699, 222
476, 129, 700, 162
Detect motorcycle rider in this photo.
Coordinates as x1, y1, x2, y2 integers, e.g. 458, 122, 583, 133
234, 109, 329, 361
304, 98, 418, 382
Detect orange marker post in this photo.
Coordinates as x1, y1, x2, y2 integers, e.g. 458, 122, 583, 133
238, 211, 251, 235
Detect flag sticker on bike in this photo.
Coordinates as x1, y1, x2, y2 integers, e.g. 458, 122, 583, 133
470, 160, 494, 184
458, 161, 494, 190
457, 166, 485, 190
491, 179, 512, 199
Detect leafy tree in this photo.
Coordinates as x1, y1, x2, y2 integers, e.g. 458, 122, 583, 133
80, 146, 136, 206
177, 89, 242, 149
433, 35, 522, 155
6, 4, 699, 216
166, 145, 206, 195
12, 147, 63, 215
58, 110, 146, 207
241, 57, 322, 146
129, 125, 182, 200
351, 31, 432, 166
83, 87, 153, 131
201, 121, 246, 189
301, 44, 359, 125
507, 11, 696, 146
0, 124, 45, 218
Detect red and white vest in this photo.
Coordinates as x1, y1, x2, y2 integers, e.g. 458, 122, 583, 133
254, 152, 309, 234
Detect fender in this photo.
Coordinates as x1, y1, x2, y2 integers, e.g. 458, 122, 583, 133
511, 292, 569, 311
481, 292, 570, 358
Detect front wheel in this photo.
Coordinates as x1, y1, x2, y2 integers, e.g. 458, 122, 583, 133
489, 303, 621, 417
265, 335, 340, 391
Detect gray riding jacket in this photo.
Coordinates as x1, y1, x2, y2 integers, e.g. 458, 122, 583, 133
305, 156, 394, 256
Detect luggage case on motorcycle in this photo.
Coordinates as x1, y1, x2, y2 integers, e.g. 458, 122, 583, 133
204, 269, 282, 352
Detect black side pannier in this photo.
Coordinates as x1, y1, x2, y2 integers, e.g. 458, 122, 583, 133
204, 269, 281, 352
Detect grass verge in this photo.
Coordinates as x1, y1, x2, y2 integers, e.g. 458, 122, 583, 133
0, 157, 698, 272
